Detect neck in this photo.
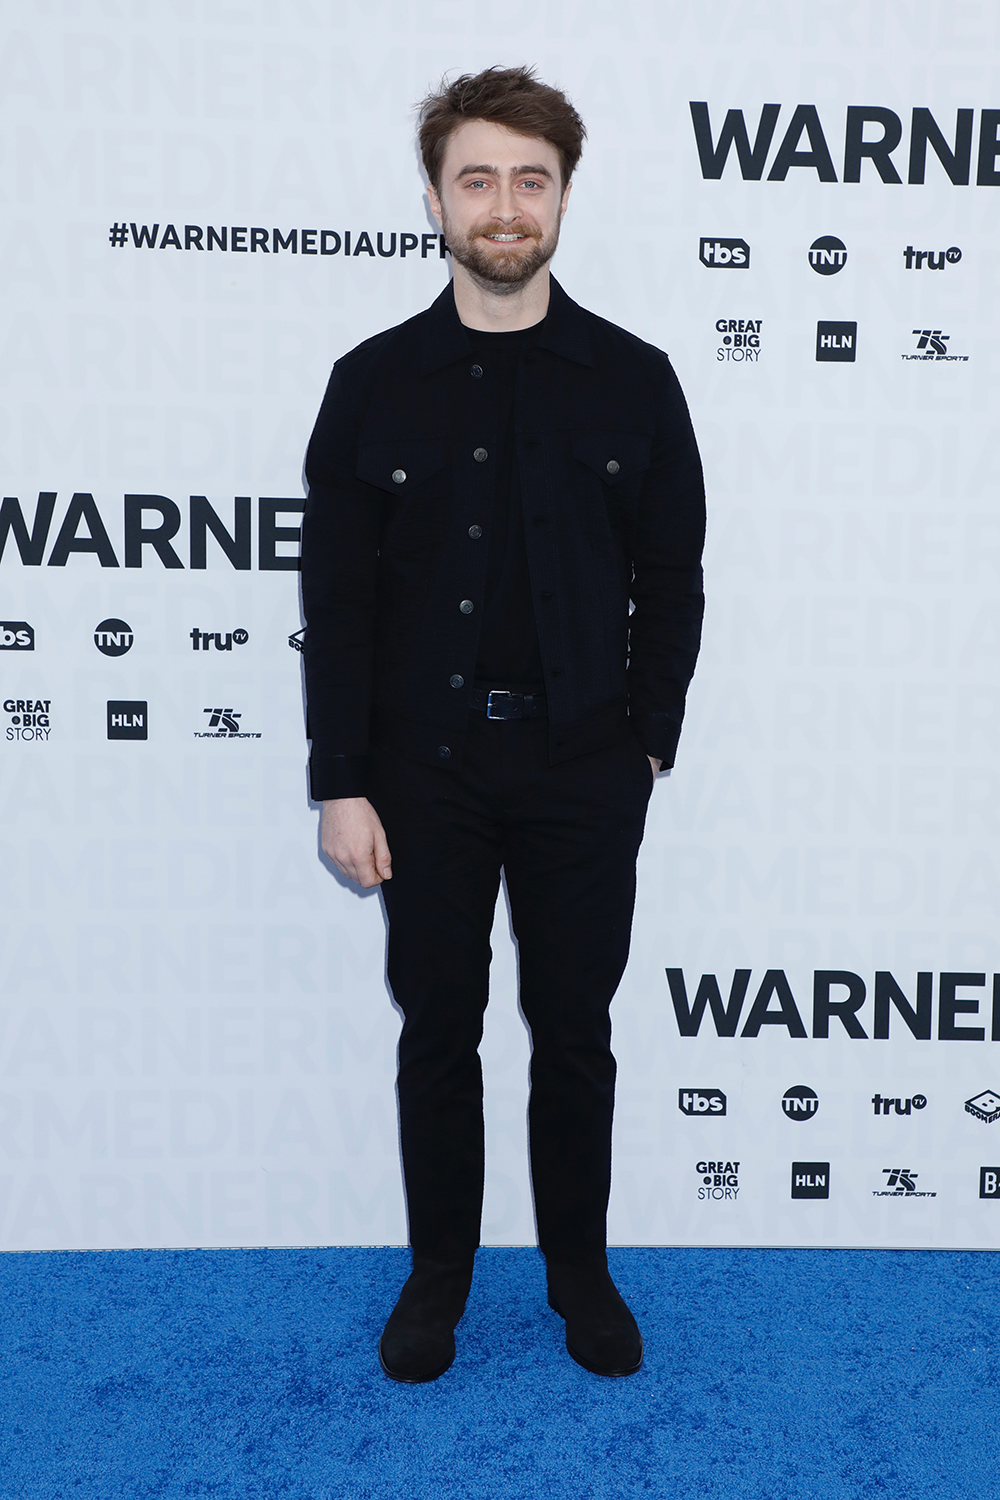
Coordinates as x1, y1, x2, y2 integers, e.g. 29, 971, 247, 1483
452, 262, 551, 331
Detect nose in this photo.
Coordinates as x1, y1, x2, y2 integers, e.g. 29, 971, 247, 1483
491, 180, 522, 225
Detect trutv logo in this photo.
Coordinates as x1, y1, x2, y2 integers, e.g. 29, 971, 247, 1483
0, 494, 303, 570
690, 104, 1000, 183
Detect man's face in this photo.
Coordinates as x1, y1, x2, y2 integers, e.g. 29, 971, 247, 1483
427, 118, 570, 294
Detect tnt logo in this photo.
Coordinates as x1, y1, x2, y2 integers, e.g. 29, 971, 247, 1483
980, 1169, 1000, 1199
782, 1085, 819, 1121
107, 700, 147, 740
0, 622, 34, 650
816, 321, 857, 362
808, 235, 848, 274
679, 1089, 726, 1116
791, 1162, 829, 1199
94, 618, 133, 656
699, 237, 749, 268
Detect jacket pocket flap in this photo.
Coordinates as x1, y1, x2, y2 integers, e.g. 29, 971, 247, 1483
571, 430, 651, 483
356, 439, 447, 494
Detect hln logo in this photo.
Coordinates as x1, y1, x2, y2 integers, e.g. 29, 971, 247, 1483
679, 1089, 726, 1116
107, 700, 147, 740
980, 1169, 1000, 1199
816, 321, 857, 361
792, 1162, 830, 1199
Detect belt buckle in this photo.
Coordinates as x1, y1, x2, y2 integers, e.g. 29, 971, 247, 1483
485, 689, 515, 720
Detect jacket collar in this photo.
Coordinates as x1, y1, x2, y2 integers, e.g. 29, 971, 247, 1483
417, 274, 595, 374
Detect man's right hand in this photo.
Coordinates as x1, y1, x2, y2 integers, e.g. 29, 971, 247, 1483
321, 798, 392, 888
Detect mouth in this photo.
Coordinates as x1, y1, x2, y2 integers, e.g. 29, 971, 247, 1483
483, 232, 529, 243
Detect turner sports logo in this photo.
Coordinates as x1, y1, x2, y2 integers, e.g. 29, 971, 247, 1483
690, 104, 1000, 184
195, 709, 261, 740
666, 970, 1000, 1041
874, 1168, 936, 1198
0, 494, 303, 571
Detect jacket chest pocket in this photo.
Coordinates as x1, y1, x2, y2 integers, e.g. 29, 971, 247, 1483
356, 438, 449, 550
570, 430, 652, 532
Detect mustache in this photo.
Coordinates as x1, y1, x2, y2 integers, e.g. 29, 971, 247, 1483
468, 220, 543, 244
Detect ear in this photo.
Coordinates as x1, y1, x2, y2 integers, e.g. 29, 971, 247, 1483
426, 182, 443, 227
559, 179, 572, 219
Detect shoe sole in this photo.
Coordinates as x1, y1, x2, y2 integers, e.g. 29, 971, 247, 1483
565, 1334, 644, 1378
378, 1336, 455, 1384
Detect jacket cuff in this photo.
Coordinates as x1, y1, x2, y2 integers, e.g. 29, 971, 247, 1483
309, 752, 369, 801
631, 716, 681, 770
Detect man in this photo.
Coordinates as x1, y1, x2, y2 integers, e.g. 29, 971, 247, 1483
301, 66, 704, 1382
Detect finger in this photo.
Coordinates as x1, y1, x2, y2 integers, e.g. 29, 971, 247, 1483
373, 826, 392, 879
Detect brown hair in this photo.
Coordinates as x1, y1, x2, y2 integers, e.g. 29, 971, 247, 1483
417, 66, 586, 191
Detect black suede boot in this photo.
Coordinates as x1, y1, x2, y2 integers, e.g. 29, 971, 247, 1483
546, 1255, 644, 1376
378, 1255, 476, 1383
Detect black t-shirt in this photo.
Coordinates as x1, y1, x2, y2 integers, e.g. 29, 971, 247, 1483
465, 320, 546, 692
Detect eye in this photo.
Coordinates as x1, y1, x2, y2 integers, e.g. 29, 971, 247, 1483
519, 179, 545, 190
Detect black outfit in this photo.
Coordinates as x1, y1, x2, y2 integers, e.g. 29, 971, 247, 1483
301, 277, 704, 1268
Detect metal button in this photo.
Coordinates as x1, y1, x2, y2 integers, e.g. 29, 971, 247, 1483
437, 745, 451, 759
473, 447, 488, 462
459, 599, 474, 614
606, 459, 620, 475
449, 674, 464, 689
468, 525, 482, 539
391, 468, 406, 484
471, 364, 483, 378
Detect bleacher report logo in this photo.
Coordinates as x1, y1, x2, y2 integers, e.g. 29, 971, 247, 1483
808, 235, 847, 274
679, 1089, 726, 1116
1, 622, 34, 650
107, 701, 146, 740
94, 619, 133, 656
4, 698, 50, 741
980, 1169, 1000, 1199
699, 237, 749, 268
782, 1085, 819, 1121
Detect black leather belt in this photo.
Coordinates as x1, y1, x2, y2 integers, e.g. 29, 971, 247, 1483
470, 688, 547, 720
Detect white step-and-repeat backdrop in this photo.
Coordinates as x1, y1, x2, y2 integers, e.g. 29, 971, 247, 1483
2, 1, 998, 1251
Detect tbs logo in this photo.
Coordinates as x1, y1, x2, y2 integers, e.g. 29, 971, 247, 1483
699, 237, 749, 269
679, 1089, 726, 1116
0, 621, 34, 650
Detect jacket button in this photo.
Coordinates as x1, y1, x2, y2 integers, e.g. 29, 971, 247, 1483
449, 674, 464, 688
468, 524, 482, 539
471, 364, 483, 378
391, 468, 406, 483
606, 459, 620, 475
473, 447, 488, 462
460, 599, 474, 614
438, 745, 451, 759
539, 591, 553, 601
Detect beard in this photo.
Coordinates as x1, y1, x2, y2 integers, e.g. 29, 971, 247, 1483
442, 213, 559, 295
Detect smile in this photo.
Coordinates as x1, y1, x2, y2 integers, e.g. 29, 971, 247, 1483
485, 233, 528, 242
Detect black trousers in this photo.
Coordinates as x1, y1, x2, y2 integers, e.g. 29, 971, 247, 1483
368, 713, 654, 1265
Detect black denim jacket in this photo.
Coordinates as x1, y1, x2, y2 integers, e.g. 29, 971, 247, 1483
301, 277, 705, 801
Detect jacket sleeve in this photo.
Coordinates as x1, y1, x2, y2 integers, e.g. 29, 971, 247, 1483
300, 360, 384, 800
627, 355, 706, 768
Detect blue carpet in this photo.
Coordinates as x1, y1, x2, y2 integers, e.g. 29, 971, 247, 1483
0, 1246, 996, 1499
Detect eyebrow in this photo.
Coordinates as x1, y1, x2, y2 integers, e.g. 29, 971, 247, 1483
454, 163, 554, 181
